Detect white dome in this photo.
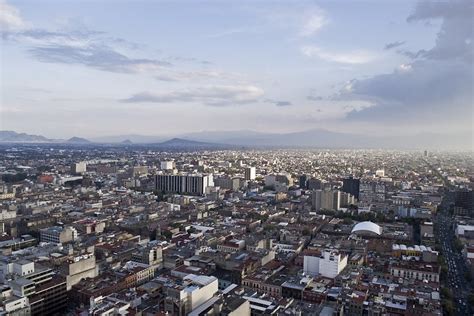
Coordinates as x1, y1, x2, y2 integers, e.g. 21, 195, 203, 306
351, 221, 382, 236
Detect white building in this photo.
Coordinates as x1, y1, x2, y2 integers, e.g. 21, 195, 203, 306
164, 274, 219, 315
303, 249, 348, 279
72, 162, 87, 174
161, 161, 175, 170
244, 167, 256, 180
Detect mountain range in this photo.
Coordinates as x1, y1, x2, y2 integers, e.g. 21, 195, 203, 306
0, 129, 471, 150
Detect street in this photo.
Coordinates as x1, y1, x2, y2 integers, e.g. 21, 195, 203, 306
436, 209, 472, 315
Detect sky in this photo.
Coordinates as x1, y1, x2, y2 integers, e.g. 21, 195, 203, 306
0, 0, 473, 139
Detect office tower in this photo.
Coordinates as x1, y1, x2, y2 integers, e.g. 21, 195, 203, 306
312, 190, 341, 211
72, 162, 87, 174
155, 173, 214, 196
307, 178, 322, 190
299, 175, 307, 189
342, 176, 360, 200
244, 167, 256, 180
214, 176, 240, 191
7, 261, 67, 315
454, 189, 474, 216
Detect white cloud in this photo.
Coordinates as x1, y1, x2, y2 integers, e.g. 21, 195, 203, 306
0, 0, 26, 32
121, 85, 264, 106
155, 70, 241, 82
265, 5, 328, 37
299, 9, 329, 37
301, 46, 376, 64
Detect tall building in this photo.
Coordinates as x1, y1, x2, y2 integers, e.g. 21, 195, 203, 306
312, 190, 341, 211
307, 178, 322, 190
155, 173, 214, 196
215, 176, 240, 191
299, 175, 307, 189
342, 176, 360, 200
7, 261, 67, 315
454, 189, 474, 216
72, 162, 87, 174
244, 167, 256, 181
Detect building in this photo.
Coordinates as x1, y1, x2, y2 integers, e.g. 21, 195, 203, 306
8, 261, 67, 315
214, 176, 240, 191
131, 246, 163, 266
454, 190, 474, 216
312, 190, 351, 211
155, 173, 214, 196
303, 249, 348, 279
351, 221, 382, 236
298, 175, 307, 189
375, 169, 385, 177
163, 274, 219, 315
60, 253, 99, 290
390, 262, 440, 283
40, 226, 78, 244
307, 178, 322, 190
72, 162, 87, 174
161, 161, 175, 170
244, 167, 256, 181
342, 176, 360, 200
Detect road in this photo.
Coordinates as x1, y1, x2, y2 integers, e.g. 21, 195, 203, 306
436, 206, 472, 315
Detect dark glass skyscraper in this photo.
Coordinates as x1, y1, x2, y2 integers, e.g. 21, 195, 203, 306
342, 176, 360, 200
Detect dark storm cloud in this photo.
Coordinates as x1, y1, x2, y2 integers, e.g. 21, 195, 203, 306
337, 0, 473, 126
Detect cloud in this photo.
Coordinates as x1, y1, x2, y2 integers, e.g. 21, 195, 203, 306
265, 5, 328, 37
299, 9, 329, 37
121, 85, 264, 106
0, 0, 26, 33
28, 44, 170, 73
406, 0, 473, 63
155, 70, 239, 82
0, 1, 186, 74
384, 41, 406, 50
307, 95, 323, 101
336, 0, 473, 127
206, 28, 249, 39
264, 99, 292, 107
301, 46, 376, 64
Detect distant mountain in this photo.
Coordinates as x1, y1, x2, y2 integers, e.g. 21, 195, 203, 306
182, 129, 473, 150
154, 138, 224, 148
0, 130, 52, 143
90, 134, 169, 143
0, 129, 471, 149
66, 137, 91, 144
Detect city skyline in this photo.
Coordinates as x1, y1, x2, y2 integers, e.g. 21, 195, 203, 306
1, 0, 473, 142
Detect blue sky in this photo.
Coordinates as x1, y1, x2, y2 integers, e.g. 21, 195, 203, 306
1, 0, 472, 138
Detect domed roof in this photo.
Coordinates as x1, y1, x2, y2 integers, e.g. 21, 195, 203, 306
351, 221, 382, 236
